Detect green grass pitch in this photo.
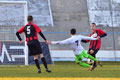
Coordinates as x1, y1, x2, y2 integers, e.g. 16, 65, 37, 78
0, 61, 120, 78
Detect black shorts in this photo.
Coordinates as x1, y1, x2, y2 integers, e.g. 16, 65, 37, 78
28, 40, 42, 56
88, 48, 100, 58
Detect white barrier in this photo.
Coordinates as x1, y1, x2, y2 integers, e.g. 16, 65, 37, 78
50, 50, 120, 61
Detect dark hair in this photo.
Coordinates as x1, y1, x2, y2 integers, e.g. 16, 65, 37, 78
27, 15, 33, 21
92, 23, 96, 25
70, 28, 76, 35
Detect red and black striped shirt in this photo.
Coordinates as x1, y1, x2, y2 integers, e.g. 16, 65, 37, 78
18, 23, 41, 43
86, 29, 106, 50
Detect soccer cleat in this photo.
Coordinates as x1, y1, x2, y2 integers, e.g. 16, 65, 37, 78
46, 69, 51, 73
97, 61, 103, 67
89, 65, 93, 71
38, 70, 41, 73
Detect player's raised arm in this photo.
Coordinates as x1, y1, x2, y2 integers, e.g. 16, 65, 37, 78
80, 35, 98, 40
81, 34, 91, 43
51, 38, 70, 45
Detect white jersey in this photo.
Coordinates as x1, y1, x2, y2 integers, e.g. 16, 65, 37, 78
51, 35, 97, 56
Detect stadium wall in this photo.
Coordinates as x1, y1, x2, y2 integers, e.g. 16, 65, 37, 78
51, 50, 120, 61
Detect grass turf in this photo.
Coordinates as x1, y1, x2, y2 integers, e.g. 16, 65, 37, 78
0, 61, 120, 78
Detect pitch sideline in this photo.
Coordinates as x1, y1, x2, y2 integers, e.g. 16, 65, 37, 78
0, 78, 119, 80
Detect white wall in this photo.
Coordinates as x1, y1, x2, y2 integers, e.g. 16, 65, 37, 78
50, 50, 120, 61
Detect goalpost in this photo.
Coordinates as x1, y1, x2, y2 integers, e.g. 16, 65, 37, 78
0, 1, 28, 65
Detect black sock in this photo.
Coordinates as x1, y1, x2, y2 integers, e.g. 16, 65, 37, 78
34, 59, 40, 70
92, 55, 97, 67
41, 57, 48, 69
93, 61, 97, 67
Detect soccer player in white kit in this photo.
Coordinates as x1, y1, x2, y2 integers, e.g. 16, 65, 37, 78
47, 28, 102, 71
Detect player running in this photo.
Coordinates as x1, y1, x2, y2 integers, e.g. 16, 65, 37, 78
82, 23, 107, 68
16, 15, 51, 73
47, 28, 102, 71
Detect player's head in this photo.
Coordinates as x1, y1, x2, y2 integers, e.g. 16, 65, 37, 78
70, 28, 76, 35
91, 23, 96, 32
27, 15, 33, 23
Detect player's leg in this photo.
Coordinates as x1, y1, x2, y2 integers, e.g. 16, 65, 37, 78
39, 54, 51, 73
82, 50, 97, 62
28, 41, 41, 73
80, 50, 97, 71
75, 54, 91, 68
34, 40, 51, 73
90, 50, 97, 67
82, 50, 102, 67
75, 54, 94, 71
33, 55, 41, 73
89, 49, 99, 67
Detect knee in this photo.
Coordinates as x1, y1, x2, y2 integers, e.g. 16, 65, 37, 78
77, 61, 82, 65
40, 54, 44, 58
33, 55, 38, 60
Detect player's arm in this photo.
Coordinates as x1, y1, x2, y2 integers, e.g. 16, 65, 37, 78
80, 35, 98, 40
16, 26, 24, 43
51, 38, 70, 45
16, 32, 22, 41
38, 31, 46, 41
81, 40, 88, 43
99, 29, 107, 38
81, 35, 91, 43
34, 24, 47, 42
100, 33, 107, 38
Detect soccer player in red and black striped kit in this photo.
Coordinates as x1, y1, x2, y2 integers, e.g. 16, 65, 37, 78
16, 15, 51, 73
82, 23, 107, 69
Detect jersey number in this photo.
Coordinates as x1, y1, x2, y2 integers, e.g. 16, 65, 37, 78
27, 26, 31, 34
75, 40, 79, 46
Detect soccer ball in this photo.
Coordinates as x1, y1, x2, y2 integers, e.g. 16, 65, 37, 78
87, 59, 94, 65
